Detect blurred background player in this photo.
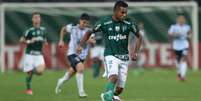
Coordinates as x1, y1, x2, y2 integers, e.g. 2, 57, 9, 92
129, 21, 149, 74
55, 13, 95, 97
168, 14, 191, 81
77, 1, 142, 101
90, 32, 105, 78
20, 12, 47, 95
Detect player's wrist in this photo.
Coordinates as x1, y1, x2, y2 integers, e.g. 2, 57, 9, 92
26, 40, 31, 44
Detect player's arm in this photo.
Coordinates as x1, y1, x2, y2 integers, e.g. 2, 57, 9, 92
58, 26, 67, 47
19, 30, 36, 44
187, 28, 192, 42
77, 20, 102, 54
77, 30, 94, 54
168, 25, 181, 38
130, 21, 142, 61
131, 31, 142, 61
43, 28, 48, 45
87, 34, 96, 47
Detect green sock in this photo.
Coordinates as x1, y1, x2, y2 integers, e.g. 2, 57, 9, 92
103, 82, 115, 101
26, 72, 33, 90
92, 62, 100, 78
105, 82, 115, 92
32, 68, 37, 74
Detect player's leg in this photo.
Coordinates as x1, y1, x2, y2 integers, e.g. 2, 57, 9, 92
91, 46, 103, 78
55, 55, 77, 94
92, 57, 102, 78
23, 54, 35, 95
175, 49, 187, 81
101, 56, 119, 101
55, 67, 75, 94
75, 61, 87, 97
113, 61, 128, 101
33, 55, 46, 75
174, 50, 182, 79
179, 49, 188, 80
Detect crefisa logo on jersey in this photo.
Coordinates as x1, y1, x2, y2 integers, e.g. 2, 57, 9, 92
108, 34, 127, 41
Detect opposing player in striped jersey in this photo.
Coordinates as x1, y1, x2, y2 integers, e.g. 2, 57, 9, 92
168, 14, 191, 81
77, 1, 142, 101
20, 12, 47, 95
55, 13, 95, 97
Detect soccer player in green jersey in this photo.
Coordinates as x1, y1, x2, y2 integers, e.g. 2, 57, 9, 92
77, 1, 142, 101
20, 12, 47, 95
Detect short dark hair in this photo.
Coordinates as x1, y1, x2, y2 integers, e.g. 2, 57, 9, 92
113, 0, 128, 11
177, 13, 185, 17
80, 13, 90, 20
32, 12, 40, 17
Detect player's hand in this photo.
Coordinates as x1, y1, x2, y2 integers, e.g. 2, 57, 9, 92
27, 37, 37, 44
174, 33, 182, 38
76, 45, 83, 54
131, 52, 138, 61
58, 40, 64, 48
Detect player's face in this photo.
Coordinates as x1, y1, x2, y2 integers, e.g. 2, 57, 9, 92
79, 19, 89, 28
115, 7, 127, 21
32, 14, 41, 27
177, 16, 186, 25
138, 22, 144, 30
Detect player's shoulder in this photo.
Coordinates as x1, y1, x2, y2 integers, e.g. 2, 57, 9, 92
66, 23, 78, 29
183, 24, 191, 28
24, 27, 34, 36
99, 16, 113, 25
39, 26, 46, 30
26, 27, 34, 31
123, 17, 137, 25
170, 24, 177, 28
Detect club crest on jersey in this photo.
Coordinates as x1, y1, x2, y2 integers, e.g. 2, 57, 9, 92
37, 31, 40, 35
115, 26, 120, 32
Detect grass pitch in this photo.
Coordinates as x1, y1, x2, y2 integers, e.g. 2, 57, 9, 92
0, 68, 201, 101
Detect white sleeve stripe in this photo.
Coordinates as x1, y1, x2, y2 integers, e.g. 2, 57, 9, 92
24, 30, 29, 37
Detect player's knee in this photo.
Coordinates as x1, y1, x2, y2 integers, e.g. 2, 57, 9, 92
93, 58, 100, 63
115, 87, 124, 96
109, 75, 119, 83
68, 68, 76, 76
76, 63, 84, 73
36, 65, 45, 75
27, 71, 33, 76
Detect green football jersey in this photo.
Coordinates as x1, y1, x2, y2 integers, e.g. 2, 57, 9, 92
93, 16, 139, 61
23, 27, 47, 55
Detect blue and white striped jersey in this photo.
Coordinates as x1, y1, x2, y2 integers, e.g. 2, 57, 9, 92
66, 24, 90, 60
168, 23, 191, 50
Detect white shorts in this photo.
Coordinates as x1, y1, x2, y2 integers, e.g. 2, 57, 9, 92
91, 46, 104, 60
23, 54, 45, 72
104, 55, 129, 88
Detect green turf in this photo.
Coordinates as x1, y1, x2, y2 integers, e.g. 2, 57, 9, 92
0, 69, 201, 101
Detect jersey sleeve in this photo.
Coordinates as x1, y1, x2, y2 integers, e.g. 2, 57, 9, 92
92, 19, 103, 33
43, 28, 48, 42
168, 25, 175, 35
23, 29, 31, 39
130, 20, 139, 35
65, 24, 73, 33
186, 25, 191, 32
